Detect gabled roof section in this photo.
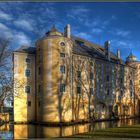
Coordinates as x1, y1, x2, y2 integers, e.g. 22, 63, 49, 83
72, 36, 125, 65
14, 45, 36, 54
72, 36, 105, 59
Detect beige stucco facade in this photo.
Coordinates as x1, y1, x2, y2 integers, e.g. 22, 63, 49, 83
13, 25, 140, 123
13, 52, 35, 122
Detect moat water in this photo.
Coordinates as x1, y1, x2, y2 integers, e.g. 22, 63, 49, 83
0, 118, 140, 139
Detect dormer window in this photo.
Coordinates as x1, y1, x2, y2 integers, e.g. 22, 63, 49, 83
76, 40, 84, 46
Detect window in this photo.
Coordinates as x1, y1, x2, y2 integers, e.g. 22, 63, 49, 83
25, 86, 30, 94
38, 55, 41, 62
107, 75, 109, 82
130, 91, 133, 97
11, 101, 13, 106
76, 40, 84, 46
90, 72, 93, 80
60, 84, 65, 93
60, 42, 65, 47
130, 80, 132, 85
77, 86, 81, 94
28, 101, 31, 107
120, 78, 123, 84
90, 62, 93, 66
60, 53, 65, 58
38, 67, 41, 75
25, 58, 31, 64
38, 85, 41, 93
77, 71, 81, 79
38, 101, 40, 107
90, 88, 93, 95
121, 90, 123, 96
60, 65, 65, 73
107, 89, 110, 95
25, 69, 30, 77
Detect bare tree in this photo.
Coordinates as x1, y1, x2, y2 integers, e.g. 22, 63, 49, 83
0, 38, 11, 71
0, 37, 13, 107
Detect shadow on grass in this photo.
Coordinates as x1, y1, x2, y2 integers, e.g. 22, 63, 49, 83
69, 125, 140, 139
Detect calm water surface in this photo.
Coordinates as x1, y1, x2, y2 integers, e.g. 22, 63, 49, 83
0, 118, 140, 139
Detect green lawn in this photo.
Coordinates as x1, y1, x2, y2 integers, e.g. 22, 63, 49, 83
70, 124, 140, 139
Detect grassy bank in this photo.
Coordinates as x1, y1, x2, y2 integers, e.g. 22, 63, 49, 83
71, 124, 140, 139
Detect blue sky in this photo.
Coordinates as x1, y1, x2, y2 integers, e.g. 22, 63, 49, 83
0, 2, 140, 61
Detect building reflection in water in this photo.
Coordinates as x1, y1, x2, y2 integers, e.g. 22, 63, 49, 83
14, 119, 140, 139
14, 125, 35, 138
0, 118, 140, 139
0, 124, 13, 139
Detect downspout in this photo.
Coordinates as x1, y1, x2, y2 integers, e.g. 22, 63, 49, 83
12, 52, 14, 123
134, 67, 136, 116
72, 54, 74, 121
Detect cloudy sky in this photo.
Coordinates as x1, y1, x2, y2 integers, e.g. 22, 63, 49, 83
0, 2, 140, 60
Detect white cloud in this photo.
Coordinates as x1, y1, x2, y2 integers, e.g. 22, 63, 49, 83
0, 22, 31, 47
67, 6, 90, 21
45, 7, 56, 18
14, 32, 31, 46
70, 6, 89, 16
111, 29, 130, 37
111, 15, 117, 20
0, 23, 10, 31
37, 6, 57, 21
111, 39, 133, 49
72, 7, 89, 15
75, 32, 92, 40
0, 23, 13, 38
116, 30, 130, 37
92, 28, 103, 34
0, 10, 12, 20
14, 19, 33, 31
117, 41, 128, 46
84, 20, 100, 27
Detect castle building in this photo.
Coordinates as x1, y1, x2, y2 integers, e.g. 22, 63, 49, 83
126, 53, 140, 115
13, 25, 140, 123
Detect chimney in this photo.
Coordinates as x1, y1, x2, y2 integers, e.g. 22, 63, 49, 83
104, 40, 110, 60
117, 49, 121, 59
64, 24, 71, 38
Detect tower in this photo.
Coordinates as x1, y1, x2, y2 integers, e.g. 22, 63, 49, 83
36, 25, 73, 122
126, 52, 137, 63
